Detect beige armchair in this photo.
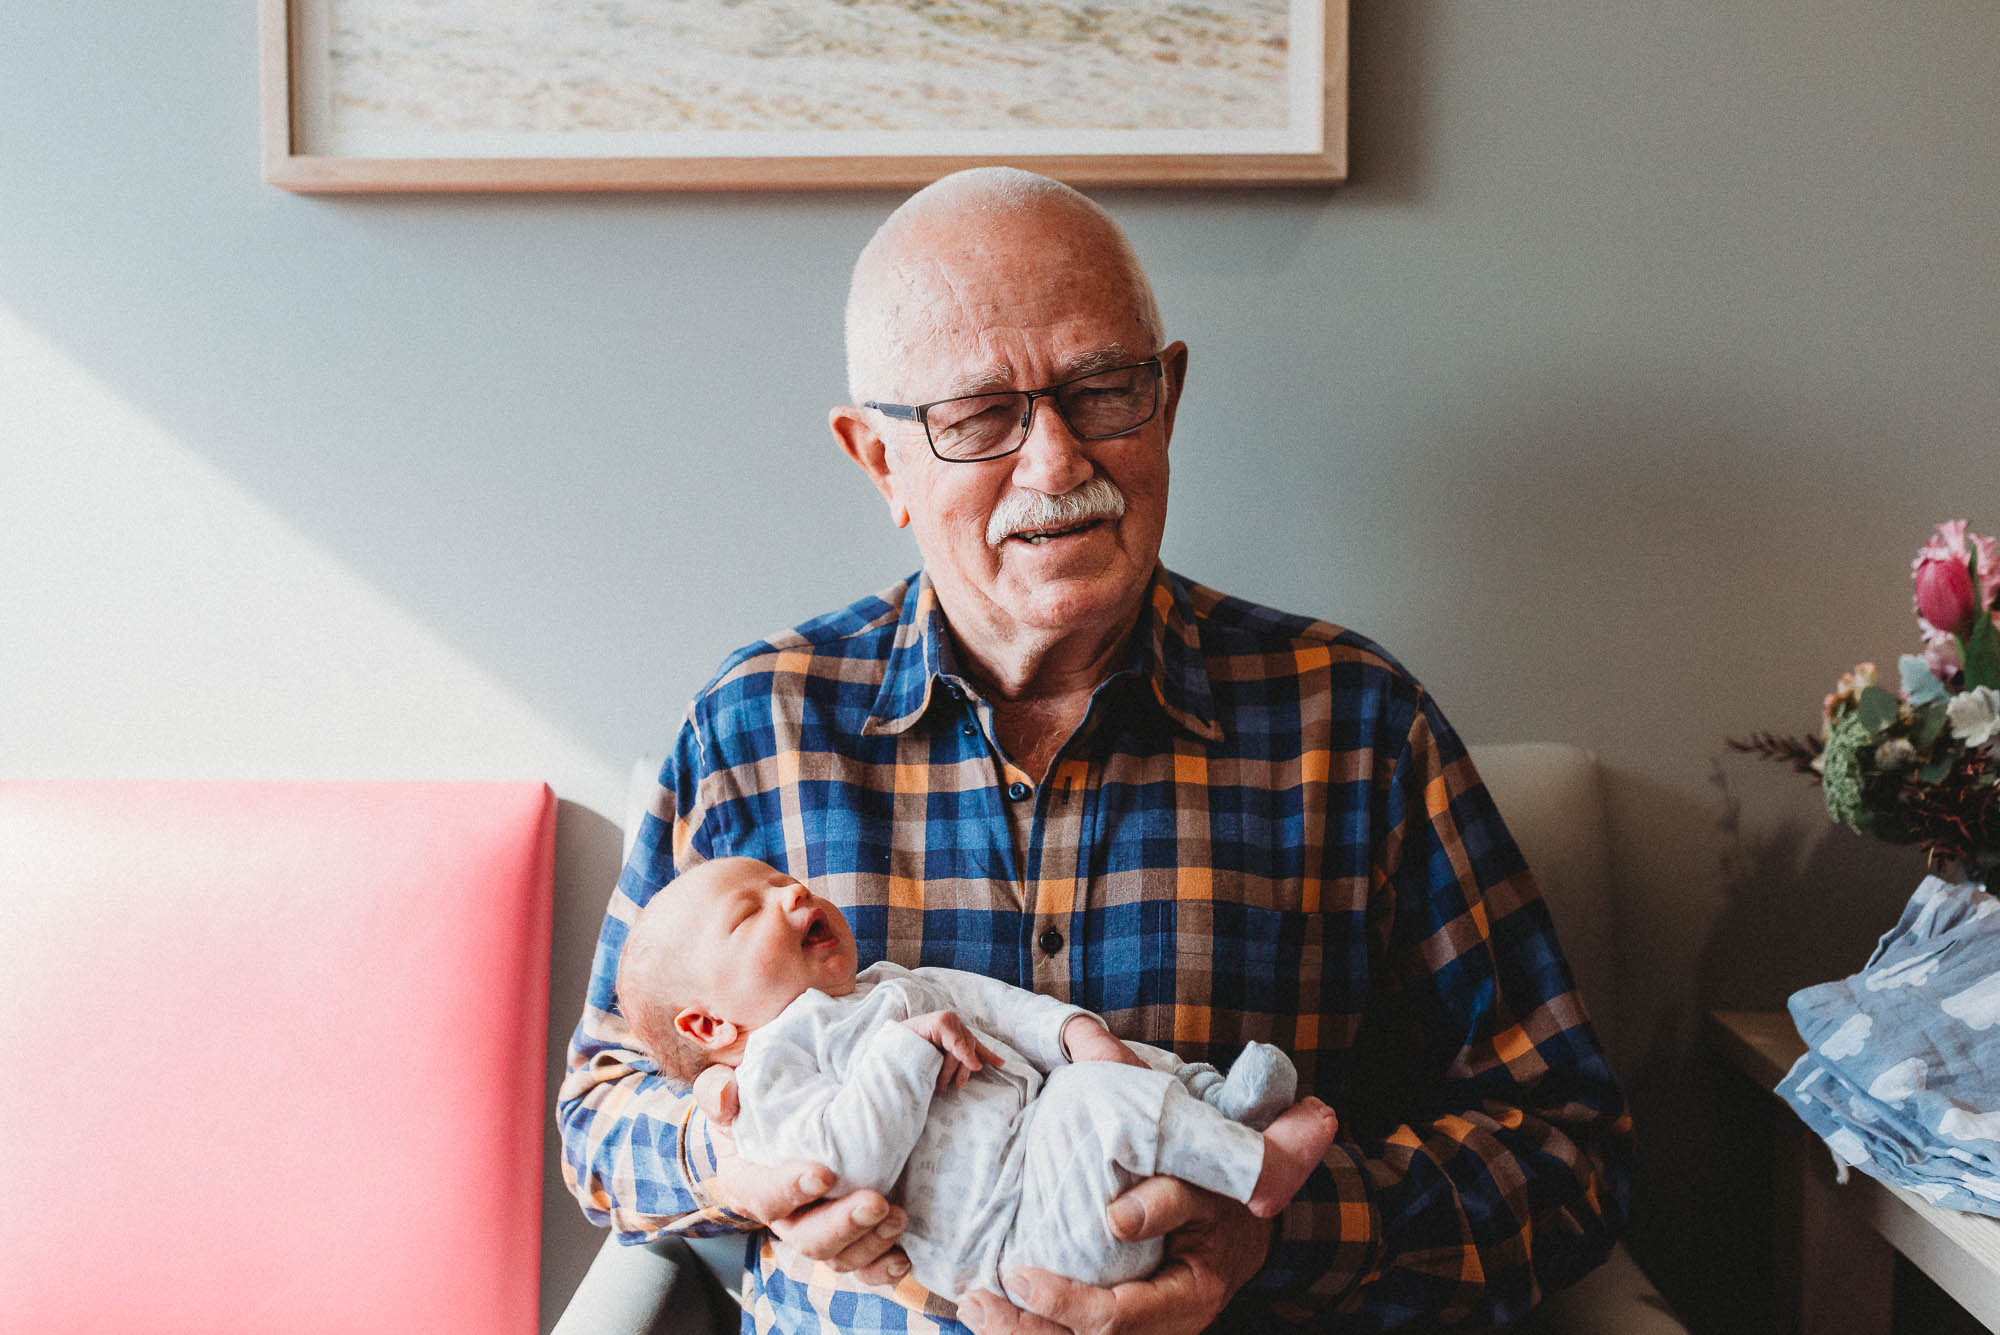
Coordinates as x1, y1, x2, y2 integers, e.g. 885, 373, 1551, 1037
556, 744, 1685, 1333
1471, 743, 1685, 1333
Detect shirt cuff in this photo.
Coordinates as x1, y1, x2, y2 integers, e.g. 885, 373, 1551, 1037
1054, 1006, 1110, 1064
668, 1102, 762, 1236
679, 1101, 721, 1196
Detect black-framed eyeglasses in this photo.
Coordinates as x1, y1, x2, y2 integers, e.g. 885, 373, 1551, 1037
864, 357, 1164, 463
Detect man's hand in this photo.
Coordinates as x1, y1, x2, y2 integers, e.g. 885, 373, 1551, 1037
695, 1065, 912, 1284
902, 1010, 1006, 1092
692, 1063, 739, 1125
956, 1178, 1272, 1335
1060, 1015, 1149, 1068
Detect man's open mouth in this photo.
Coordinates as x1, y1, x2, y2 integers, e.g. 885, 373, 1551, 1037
1012, 518, 1104, 545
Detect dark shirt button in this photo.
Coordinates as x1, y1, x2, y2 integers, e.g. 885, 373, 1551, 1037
1007, 780, 1031, 801
945, 682, 964, 700
1039, 928, 1064, 955
961, 721, 978, 737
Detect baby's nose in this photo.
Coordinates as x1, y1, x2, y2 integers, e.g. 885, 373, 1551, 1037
779, 881, 810, 911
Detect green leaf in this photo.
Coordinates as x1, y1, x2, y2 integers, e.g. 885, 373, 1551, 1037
1902, 654, 1951, 706
1914, 703, 1949, 750
1962, 613, 2000, 692
1857, 685, 1900, 734
1920, 755, 1954, 784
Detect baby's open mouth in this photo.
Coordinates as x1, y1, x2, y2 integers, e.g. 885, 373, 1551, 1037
803, 912, 836, 948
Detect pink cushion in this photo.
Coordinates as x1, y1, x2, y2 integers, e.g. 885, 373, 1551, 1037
0, 782, 555, 1335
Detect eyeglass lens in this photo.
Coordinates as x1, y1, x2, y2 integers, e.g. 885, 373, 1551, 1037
926, 363, 1158, 461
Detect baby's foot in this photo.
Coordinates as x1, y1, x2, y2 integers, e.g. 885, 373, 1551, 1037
1246, 1097, 1340, 1218
1211, 1040, 1296, 1130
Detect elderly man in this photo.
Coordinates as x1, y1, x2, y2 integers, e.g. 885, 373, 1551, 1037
559, 168, 1630, 1334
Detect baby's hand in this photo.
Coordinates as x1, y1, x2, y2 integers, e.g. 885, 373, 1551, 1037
1061, 1014, 1149, 1068
902, 1011, 1004, 1092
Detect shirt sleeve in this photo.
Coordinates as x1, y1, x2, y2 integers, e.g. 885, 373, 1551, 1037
555, 712, 747, 1241
906, 965, 1093, 1073
734, 1005, 945, 1198
1242, 691, 1634, 1329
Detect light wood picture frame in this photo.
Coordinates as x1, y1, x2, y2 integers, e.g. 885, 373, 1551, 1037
260, 0, 1346, 193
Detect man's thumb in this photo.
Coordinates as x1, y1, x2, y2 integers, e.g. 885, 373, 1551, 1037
1105, 1174, 1198, 1241
720, 1159, 832, 1225
693, 1066, 740, 1125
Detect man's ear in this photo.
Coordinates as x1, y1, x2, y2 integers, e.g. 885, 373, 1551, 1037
673, 1005, 742, 1055
1156, 341, 1190, 449
830, 405, 911, 530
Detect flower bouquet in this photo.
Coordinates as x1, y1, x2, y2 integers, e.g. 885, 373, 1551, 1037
1733, 521, 2000, 880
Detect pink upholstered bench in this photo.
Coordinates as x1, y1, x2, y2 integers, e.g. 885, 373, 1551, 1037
0, 781, 555, 1335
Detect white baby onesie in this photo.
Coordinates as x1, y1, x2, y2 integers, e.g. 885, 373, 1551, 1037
730, 961, 1292, 1306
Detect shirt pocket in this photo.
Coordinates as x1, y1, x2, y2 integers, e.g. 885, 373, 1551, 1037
1168, 903, 1326, 1056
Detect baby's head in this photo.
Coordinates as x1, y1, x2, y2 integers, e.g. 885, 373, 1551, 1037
616, 857, 859, 1082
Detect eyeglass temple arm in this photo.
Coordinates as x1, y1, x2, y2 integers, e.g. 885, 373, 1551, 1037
862, 401, 922, 422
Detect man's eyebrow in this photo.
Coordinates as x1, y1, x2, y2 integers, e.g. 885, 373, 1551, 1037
938, 345, 1142, 400
1058, 345, 1143, 381
937, 365, 1019, 399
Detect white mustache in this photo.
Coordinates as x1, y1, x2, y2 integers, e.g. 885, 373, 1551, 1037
986, 476, 1128, 547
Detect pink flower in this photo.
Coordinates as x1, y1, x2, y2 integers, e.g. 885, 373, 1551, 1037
1923, 630, 1963, 680
1916, 551, 1980, 637
1913, 520, 2000, 642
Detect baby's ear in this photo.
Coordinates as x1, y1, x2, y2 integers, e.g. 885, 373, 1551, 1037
674, 1006, 741, 1055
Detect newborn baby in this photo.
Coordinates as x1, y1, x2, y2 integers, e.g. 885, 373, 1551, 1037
616, 856, 1339, 1306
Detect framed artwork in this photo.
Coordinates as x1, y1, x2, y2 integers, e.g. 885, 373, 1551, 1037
260, 0, 1346, 192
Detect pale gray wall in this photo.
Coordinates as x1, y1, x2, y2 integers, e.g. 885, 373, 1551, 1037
4, 2, 1995, 1331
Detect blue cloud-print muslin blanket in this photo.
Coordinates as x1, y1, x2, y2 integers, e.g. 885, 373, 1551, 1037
1778, 875, 2000, 1214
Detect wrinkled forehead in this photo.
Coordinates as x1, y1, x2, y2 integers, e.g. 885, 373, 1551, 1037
893, 246, 1142, 330
848, 194, 1158, 396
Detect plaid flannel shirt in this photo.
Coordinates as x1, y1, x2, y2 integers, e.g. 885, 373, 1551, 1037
559, 567, 1631, 1332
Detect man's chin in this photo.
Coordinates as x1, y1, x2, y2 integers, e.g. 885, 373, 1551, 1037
994, 566, 1149, 636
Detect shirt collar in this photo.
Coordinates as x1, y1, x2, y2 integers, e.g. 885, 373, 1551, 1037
1126, 567, 1224, 742
863, 567, 1222, 743
860, 574, 947, 736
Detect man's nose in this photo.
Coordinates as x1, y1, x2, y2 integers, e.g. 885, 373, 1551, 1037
1009, 398, 1093, 495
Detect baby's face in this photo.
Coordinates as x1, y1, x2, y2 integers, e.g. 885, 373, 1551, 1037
683, 858, 859, 1029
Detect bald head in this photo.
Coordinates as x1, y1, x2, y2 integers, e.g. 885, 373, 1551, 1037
843, 168, 1163, 402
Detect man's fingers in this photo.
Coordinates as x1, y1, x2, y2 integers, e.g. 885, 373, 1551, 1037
692, 1064, 739, 1125
1024, 1257, 1223, 1335
769, 1190, 905, 1271
1105, 1174, 1209, 1242
1004, 1268, 1120, 1334
714, 1157, 833, 1226
958, 1285, 1082, 1335
853, 1244, 914, 1287
825, 1209, 909, 1276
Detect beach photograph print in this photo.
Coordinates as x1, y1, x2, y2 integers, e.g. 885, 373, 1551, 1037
292, 0, 1328, 160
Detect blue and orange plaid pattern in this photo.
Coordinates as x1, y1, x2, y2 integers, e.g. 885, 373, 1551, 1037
559, 567, 1631, 1332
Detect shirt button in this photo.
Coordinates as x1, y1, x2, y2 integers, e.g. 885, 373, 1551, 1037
1039, 928, 1064, 955
961, 721, 978, 737
1007, 780, 1031, 801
